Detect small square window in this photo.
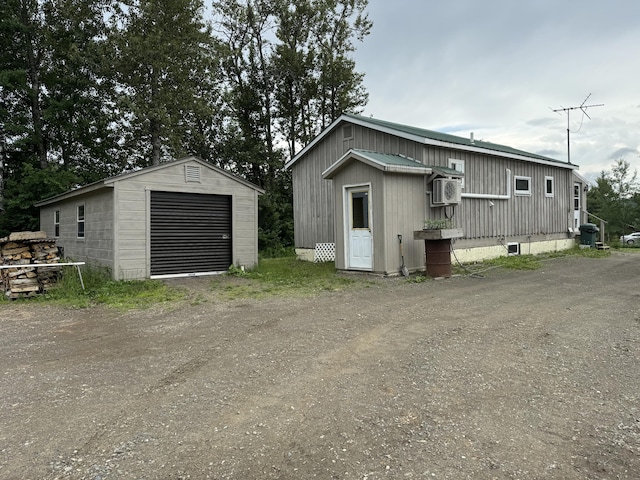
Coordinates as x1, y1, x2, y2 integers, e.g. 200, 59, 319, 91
545, 176, 554, 197
77, 205, 85, 238
514, 176, 531, 196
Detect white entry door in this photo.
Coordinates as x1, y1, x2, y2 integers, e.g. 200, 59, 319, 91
573, 182, 581, 229
346, 187, 373, 270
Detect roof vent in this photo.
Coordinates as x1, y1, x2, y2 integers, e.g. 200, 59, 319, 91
185, 165, 201, 183
470, 132, 475, 144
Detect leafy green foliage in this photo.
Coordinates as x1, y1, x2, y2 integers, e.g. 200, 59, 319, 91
42, 263, 184, 309
587, 159, 640, 239
212, 256, 356, 299
1, 0, 373, 250
0, 164, 77, 236
108, 0, 218, 167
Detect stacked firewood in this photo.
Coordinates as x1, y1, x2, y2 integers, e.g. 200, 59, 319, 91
1, 231, 61, 299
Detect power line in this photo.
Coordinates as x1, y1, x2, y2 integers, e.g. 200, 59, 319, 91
553, 93, 603, 164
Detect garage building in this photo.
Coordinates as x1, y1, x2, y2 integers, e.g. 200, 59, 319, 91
36, 156, 263, 280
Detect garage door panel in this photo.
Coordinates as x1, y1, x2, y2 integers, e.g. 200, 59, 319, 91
150, 191, 232, 276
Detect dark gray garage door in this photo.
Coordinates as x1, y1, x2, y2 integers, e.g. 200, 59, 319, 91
150, 191, 232, 276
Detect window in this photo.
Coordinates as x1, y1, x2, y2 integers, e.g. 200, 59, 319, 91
514, 176, 531, 196
545, 176, 554, 197
77, 205, 85, 238
448, 159, 465, 188
342, 124, 353, 141
54, 210, 60, 237
351, 191, 369, 229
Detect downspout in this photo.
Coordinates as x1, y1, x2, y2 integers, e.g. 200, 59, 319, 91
461, 169, 511, 200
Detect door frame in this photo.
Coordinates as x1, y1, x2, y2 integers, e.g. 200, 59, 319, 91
343, 183, 373, 271
573, 182, 581, 229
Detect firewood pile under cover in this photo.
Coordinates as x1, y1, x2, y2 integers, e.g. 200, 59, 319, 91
1, 231, 62, 299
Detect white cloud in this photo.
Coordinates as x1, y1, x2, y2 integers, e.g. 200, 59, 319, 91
354, 0, 640, 182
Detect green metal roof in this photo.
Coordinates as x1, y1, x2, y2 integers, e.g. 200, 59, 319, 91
351, 150, 429, 168
322, 149, 432, 179
322, 149, 470, 179
342, 113, 571, 166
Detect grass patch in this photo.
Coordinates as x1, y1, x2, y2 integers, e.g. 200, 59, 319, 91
212, 257, 358, 300
482, 254, 542, 270
43, 264, 184, 309
565, 246, 612, 258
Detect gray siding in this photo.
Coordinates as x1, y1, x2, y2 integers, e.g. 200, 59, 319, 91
293, 123, 425, 249
380, 174, 426, 273
332, 162, 384, 270
39, 188, 115, 270
331, 161, 426, 274
113, 160, 259, 280
420, 144, 573, 239
292, 120, 575, 251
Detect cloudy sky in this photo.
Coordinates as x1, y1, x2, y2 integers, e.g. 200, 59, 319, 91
352, 0, 640, 182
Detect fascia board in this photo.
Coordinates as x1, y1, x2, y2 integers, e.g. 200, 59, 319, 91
285, 115, 348, 170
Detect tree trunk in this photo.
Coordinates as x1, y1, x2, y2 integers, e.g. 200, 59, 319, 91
21, 2, 47, 169
150, 118, 161, 166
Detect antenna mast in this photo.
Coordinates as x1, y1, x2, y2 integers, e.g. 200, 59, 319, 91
553, 93, 603, 164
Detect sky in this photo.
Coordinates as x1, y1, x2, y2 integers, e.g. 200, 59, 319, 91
352, 0, 640, 183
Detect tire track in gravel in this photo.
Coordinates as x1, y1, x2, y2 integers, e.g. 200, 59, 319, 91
4, 252, 638, 479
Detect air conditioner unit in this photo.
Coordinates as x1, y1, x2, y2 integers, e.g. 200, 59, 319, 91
432, 178, 462, 205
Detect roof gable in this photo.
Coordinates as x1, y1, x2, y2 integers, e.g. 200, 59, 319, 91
35, 156, 264, 207
286, 113, 577, 170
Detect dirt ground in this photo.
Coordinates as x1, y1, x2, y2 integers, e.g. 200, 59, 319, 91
1, 253, 639, 480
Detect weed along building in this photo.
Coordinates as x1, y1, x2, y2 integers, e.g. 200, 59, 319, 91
286, 114, 588, 275
36, 156, 263, 280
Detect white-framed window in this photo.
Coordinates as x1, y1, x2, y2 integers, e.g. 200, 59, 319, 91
514, 176, 531, 196
545, 176, 554, 197
77, 204, 85, 239
448, 158, 465, 188
54, 210, 60, 237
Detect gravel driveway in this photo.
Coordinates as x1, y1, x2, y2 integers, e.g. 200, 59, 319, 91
1, 253, 639, 479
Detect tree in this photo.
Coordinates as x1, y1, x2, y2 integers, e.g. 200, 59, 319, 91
0, 0, 120, 233
213, 0, 371, 250
0, 163, 77, 236
587, 159, 640, 238
109, 0, 219, 167
311, 0, 371, 131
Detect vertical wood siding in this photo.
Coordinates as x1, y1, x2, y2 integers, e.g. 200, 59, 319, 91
292, 120, 575, 250
293, 123, 426, 248
330, 161, 426, 274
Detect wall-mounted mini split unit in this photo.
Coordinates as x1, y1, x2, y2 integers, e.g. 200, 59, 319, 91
432, 178, 462, 206
507, 242, 520, 255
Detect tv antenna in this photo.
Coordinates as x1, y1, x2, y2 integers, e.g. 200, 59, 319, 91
553, 93, 603, 164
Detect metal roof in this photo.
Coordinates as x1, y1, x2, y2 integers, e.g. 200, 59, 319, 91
342, 113, 571, 165
322, 149, 433, 178
286, 113, 577, 170
322, 149, 466, 179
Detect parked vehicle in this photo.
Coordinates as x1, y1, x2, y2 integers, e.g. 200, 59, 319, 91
620, 232, 640, 244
